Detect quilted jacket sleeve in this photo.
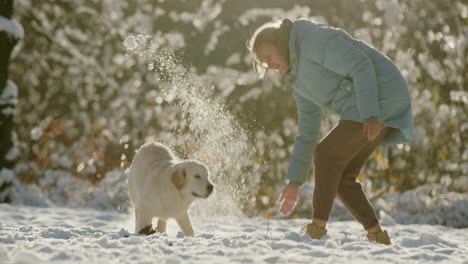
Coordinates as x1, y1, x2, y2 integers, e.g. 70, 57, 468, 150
301, 27, 380, 120
286, 92, 323, 186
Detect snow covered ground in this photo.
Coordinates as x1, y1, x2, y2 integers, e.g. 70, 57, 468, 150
1, 204, 467, 264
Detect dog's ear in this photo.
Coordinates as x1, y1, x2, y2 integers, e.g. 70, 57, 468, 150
171, 168, 186, 190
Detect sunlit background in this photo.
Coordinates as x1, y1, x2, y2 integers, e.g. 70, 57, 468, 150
1, 0, 467, 227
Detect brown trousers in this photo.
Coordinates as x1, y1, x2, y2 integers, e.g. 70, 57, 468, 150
313, 120, 389, 230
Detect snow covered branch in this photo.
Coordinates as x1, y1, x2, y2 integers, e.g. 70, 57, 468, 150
0, 16, 23, 40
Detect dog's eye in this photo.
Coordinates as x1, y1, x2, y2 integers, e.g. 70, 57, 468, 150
194, 175, 201, 180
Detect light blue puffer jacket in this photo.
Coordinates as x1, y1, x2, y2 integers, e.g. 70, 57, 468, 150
285, 19, 413, 186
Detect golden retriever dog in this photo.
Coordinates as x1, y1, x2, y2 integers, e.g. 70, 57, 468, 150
128, 142, 213, 236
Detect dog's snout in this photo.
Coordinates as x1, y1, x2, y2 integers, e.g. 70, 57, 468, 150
207, 184, 214, 194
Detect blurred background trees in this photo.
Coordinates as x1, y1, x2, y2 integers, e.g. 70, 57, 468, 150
2, 0, 467, 213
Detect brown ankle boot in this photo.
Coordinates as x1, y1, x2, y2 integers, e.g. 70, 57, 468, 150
367, 230, 391, 245
300, 223, 327, 239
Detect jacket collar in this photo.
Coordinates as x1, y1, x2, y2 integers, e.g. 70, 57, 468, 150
283, 21, 300, 86
288, 21, 300, 75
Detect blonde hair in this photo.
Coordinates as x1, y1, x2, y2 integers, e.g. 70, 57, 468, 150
247, 18, 293, 79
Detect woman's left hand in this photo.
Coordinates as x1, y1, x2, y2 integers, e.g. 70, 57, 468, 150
364, 117, 382, 141
279, 184, 299, 216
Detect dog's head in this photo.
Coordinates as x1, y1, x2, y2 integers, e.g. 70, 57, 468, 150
171, 160, 213, 199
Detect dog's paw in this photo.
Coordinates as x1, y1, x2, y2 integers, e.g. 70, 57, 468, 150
138, 225, 157, 235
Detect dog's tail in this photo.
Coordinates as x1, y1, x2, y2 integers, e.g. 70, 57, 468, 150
137, 142, 175, 163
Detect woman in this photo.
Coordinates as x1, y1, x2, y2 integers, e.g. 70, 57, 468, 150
247, 18, 413, 245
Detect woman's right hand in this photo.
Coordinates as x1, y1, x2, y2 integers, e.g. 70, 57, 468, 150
278, 184, 300, 216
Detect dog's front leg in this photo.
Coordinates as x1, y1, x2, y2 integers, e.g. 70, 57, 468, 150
135, 207, 154, 235
157, 219, 167, 233
176, 212, 195, 237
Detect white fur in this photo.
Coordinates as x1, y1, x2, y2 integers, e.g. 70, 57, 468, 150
128, 142, 213, 236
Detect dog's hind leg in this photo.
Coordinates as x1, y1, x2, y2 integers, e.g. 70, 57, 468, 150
156, 218, 167, 233
176, 212, 195, 237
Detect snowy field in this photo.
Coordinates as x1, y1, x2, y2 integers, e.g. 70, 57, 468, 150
1, 204, 467, 264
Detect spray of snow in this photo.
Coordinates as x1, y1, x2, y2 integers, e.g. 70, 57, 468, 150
123, 35, 259, 217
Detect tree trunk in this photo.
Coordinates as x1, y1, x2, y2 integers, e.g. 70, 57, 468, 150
0, 0, 20, 203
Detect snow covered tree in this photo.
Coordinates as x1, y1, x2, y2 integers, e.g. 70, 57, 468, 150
0, 0, 22, 203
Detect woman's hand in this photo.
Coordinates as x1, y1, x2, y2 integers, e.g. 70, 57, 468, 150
279, 184, 299, 216
364, 117, 382, 141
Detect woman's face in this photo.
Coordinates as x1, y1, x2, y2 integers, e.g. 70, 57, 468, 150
257, 44, 290, 74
